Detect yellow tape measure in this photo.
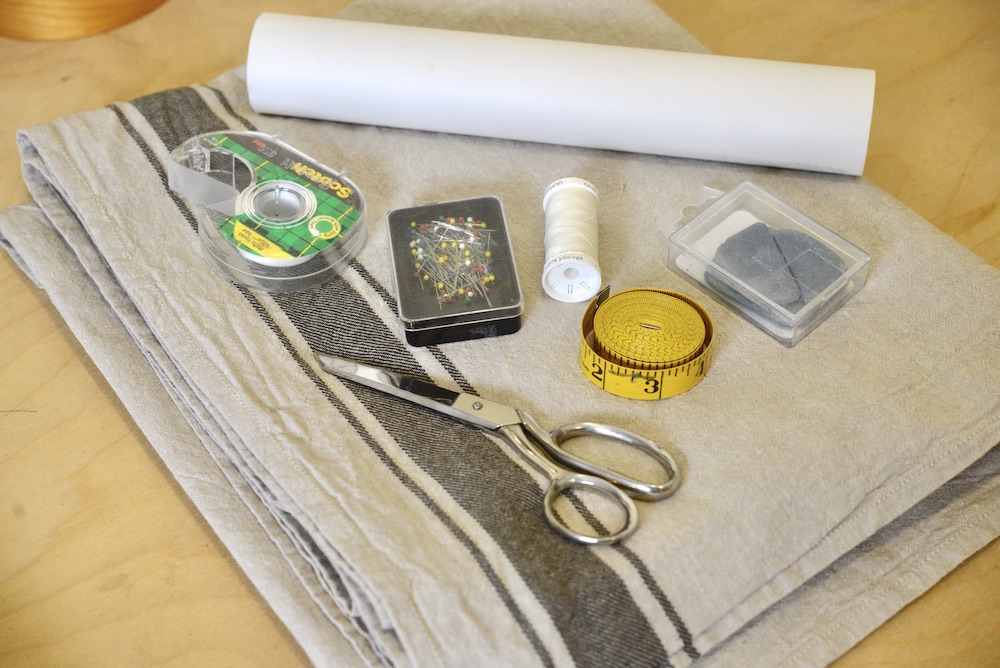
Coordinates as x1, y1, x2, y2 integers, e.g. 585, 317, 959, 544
579, 287, 714, 400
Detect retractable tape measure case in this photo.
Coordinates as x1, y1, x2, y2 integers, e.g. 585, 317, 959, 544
580, 288, 713, 400
168, 131, 366, 292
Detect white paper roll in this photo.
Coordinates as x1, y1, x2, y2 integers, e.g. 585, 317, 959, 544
247, 14, 876, 175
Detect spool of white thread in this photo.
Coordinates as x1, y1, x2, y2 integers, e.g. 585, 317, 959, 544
541, 178, 602, 302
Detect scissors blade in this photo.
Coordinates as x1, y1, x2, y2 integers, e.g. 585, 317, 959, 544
315, 353, 520, 430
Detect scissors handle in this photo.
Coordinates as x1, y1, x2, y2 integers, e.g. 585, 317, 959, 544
543, 471, 639, 545
523, 418, 681, 501
498, 419, 640, 545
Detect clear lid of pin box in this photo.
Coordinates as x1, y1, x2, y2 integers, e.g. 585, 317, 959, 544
661, 181, 870, 346
387, 196, 523, 346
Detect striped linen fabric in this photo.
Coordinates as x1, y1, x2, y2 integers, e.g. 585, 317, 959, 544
2, 1, 998, 666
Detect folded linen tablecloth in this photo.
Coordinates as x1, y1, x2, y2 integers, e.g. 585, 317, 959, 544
2, 1, 999, 666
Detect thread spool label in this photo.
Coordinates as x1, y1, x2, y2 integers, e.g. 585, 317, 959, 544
580, 288, 713, 400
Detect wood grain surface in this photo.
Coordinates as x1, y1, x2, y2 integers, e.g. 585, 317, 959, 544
0, 0, 168, 40
1, 1, 997, 666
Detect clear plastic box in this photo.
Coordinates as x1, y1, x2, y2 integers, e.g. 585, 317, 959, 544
661, 181, 870, 346
387, 196, 523, 346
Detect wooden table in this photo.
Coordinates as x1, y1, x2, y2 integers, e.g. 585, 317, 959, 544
1, 1, 997, 665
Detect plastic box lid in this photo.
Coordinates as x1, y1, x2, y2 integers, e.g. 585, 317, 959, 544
661, 181, 870, 346
387, 196, 523, 343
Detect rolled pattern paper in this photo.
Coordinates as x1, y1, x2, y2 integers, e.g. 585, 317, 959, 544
246, 13, 876, 175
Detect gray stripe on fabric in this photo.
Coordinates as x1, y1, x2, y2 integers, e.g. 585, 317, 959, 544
615, 544, 699, 659
128, 86, 235, 152
205, 84, 256, 131
348, 258, 478, 395
107, 102, 199, 233
241, 288, 554, 668
122, 85, 684, 667
275, 277, 675, 668
116, 89, 554, 667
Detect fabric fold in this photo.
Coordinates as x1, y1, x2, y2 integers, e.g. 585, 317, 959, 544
1, 1, 997, 666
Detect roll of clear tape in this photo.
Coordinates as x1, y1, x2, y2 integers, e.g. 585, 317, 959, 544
541, 178, 602, 303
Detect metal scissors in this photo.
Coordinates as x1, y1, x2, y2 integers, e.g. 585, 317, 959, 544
316, 353, 681, 545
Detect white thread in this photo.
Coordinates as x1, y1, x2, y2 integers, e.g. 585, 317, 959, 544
541, 178, 602, 302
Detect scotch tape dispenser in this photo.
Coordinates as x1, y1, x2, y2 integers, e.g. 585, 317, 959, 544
168, 130, 366, 293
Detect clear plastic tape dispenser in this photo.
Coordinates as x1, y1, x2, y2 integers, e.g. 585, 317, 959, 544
167, 131, 366, 292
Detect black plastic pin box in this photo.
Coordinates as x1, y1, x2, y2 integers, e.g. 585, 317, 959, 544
386, 196, 524, 346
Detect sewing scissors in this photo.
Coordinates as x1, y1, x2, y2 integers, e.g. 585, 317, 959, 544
316, 353, 681, 545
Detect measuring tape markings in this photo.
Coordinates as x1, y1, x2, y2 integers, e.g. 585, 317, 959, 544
579, 288, 714, 400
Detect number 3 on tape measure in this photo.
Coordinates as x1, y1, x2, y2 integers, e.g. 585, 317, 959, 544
579, 287, 713, 400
